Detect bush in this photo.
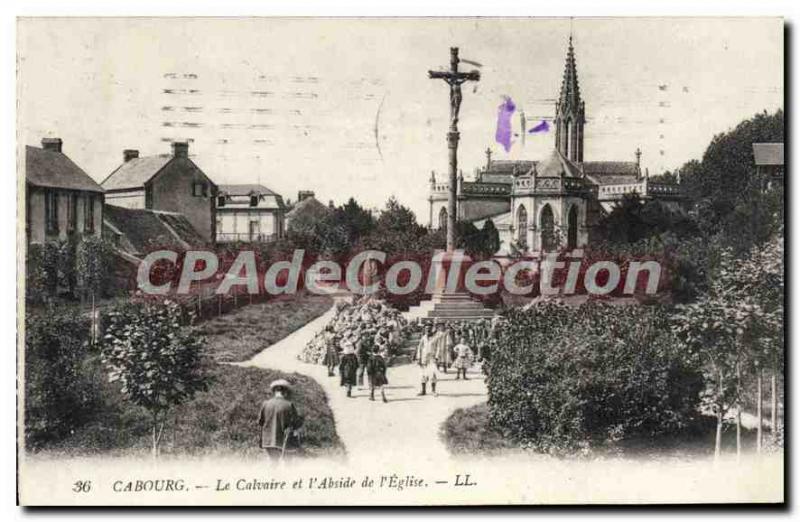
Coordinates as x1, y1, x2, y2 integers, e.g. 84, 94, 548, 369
24, 309, 99, 448
487, 303, 703, 454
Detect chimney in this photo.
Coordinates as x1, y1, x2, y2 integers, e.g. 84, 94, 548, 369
41, 138, 63, 153
123, 149, 139, 162
172, 141, 189, 158
298, 190, 314, 202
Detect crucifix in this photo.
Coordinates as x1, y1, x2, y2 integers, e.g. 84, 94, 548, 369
428, 47, 480, 252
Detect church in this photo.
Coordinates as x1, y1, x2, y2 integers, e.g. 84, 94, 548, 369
427, 38, 684, 255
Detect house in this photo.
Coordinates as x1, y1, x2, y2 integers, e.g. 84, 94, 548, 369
215, 184, 286, 243
25, 138, 104, 244
285, 191, 333, 231
753, 142, 784, 191
101, 142, 217, 242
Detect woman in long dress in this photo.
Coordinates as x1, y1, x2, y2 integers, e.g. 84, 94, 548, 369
322, 326, 339, 377
339, 333, 359, 397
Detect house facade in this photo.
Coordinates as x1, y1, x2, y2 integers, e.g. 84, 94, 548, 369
101, 142, 218, 242
215, 184, 286, 243
25, 138, 104, 245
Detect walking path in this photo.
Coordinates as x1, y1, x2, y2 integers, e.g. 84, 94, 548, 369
240, 298, 488, 465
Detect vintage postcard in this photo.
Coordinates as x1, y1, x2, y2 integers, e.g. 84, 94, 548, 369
16, 17, 784, 506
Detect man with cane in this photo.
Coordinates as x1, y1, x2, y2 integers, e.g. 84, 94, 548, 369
258, 379, 304, 461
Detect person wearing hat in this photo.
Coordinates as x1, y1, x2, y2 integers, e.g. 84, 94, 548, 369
258, 379, 304, 459
322, 325, 340, 377
413, 323, 439, 397
339, 332, 359, 397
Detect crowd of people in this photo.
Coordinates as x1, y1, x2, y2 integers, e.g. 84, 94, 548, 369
298, 297, 408, 401
298, 297, 508, 402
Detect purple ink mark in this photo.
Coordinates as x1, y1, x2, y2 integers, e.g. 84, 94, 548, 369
495, 96, 516, 152
528, 120, 550, 134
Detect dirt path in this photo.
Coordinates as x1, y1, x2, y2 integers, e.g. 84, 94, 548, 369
239, 299, 487, 465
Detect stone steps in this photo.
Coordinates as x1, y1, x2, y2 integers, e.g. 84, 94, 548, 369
405, 292, 498, 322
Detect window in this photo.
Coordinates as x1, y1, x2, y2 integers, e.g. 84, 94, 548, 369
249, 219, 260, 241
84, 195, 95, 233
45, 190, 58, 234
193, 182, 208, 197
67, 193, 77, 232
250, 195, 259, 207
540, 204, 555, 251
217, 195, 226, 207
516, 204, 528, 250
567, 205, 579, 249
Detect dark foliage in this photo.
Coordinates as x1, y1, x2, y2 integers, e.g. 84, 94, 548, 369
487, 303, 703, 454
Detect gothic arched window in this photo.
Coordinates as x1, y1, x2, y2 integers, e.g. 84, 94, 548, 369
438, 207, 448, 231
516, 204, 528, 249
567, 204, 579, 249
540, 204, 556, 251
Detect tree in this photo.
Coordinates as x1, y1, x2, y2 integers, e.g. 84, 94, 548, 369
363, 196, 427, 256
333, 197, 376, 246
679, 109, 783, 243
597, 193, 698, 245
481, 219, 501, 257
101, 301, 211, 456
25, 309, 99, 447
76, 236, 115, 302
25, 242, 60, 305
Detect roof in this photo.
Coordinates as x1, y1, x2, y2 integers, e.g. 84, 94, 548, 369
753, 143, 784, 166
285, 196, 332, 220
218, 184, 278, 196
101, 155, 172, 191
581, 161, 640, 185
537, 149, 583, 178
103, 204, 206, 256
25, 146, 104, 193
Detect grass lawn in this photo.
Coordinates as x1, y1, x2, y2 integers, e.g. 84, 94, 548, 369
198, 293, 333, 363
38, 362, 344, 458
441, 402, 773, 459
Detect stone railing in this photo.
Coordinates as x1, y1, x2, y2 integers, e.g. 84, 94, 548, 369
430, 182, 450, 194
513, 176, 589, 194
461, 181, 512, 196
598, 180, 683, 198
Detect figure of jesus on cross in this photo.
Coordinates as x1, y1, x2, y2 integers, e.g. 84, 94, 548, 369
428, 47, 480, 252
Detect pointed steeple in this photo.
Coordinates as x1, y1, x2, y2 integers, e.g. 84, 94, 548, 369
558, 36, 581, 112
554, 35, 586, 162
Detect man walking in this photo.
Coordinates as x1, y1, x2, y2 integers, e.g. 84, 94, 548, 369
258, 379, 304, 460
414, 324, 439, 397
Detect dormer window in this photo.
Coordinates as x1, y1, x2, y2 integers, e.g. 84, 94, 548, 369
250, 195, 259, 207
217, 195, 226, 207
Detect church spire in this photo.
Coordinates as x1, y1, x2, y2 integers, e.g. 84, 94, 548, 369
554, 35, 586, 162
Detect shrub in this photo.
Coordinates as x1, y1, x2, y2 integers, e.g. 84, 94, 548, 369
24, 309, 99, 448
101, 300, 211, 456
487, 303, 703, 454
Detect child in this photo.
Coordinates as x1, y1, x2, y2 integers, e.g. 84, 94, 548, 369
366, 346, 389, 403
452, 337, 474, 380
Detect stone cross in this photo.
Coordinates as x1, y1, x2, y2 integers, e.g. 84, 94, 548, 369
428, 47, 480, 252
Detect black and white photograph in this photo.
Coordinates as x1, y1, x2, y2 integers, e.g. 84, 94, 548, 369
15, 15, 784, 506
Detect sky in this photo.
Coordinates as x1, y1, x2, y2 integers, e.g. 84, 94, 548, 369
18, 17, 783, 222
